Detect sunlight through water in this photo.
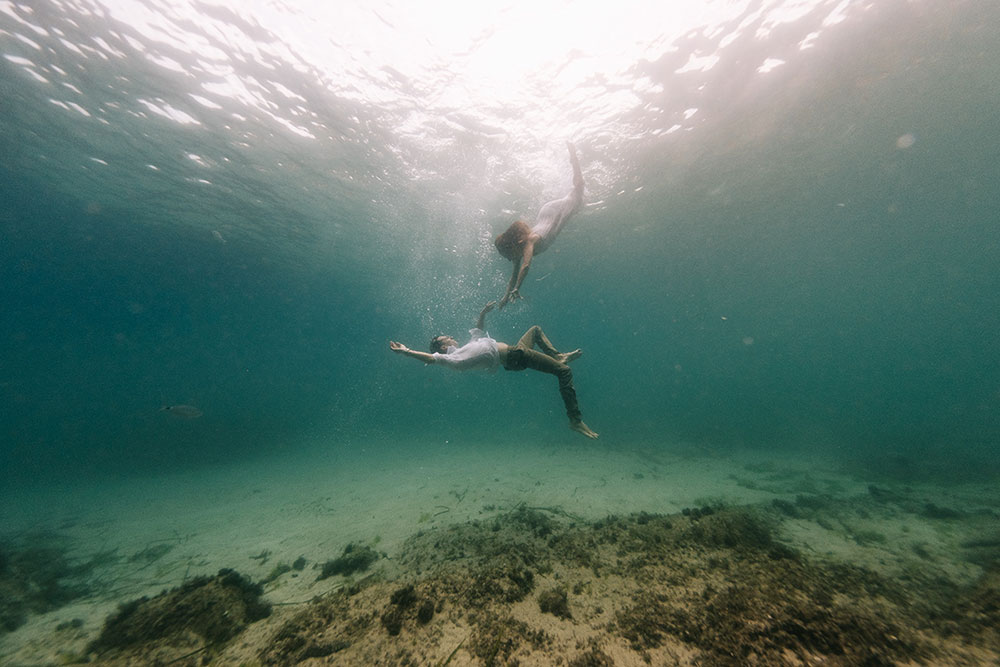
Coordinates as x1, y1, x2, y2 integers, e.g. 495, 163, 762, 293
3, 0, 849, 183
0, 0, 886, 320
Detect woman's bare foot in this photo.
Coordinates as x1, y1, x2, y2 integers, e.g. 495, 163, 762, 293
557, 349, 583, 364
569, 420, 599, 439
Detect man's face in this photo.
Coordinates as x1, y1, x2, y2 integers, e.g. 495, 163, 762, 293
433, 335, 458, 352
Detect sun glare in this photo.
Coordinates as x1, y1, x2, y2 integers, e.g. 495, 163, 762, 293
72, 0, 837, 148
91, 0, 769, 101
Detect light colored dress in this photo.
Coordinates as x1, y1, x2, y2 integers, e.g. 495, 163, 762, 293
530, 186, 583, 254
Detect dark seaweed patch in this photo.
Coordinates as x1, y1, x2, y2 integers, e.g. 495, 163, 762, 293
538, 586, 572, 619
318, 543, 379, 579
0, 533, 99, 635
56, 503, 1000, 665
86, 568, 270, 661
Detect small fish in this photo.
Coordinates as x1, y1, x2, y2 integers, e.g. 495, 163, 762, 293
160, 404, 203, 419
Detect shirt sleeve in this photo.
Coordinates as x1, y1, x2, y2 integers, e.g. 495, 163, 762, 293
431, 351, 461, 368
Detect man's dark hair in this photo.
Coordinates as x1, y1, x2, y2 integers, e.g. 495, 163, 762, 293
429, 335, 450, 354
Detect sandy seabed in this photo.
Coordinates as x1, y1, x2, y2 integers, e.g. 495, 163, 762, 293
1, 438, 998, 665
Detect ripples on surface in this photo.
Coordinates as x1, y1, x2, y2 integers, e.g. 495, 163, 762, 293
3, 0, 997, 317
1, 0, 859, 233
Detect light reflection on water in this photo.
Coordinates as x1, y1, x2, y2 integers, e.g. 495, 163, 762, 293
2, 0, 850, 185
1, 0, 979, 294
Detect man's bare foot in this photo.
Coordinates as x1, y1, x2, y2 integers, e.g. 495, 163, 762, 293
569, 420, 599, 439
557, 349, 583, 364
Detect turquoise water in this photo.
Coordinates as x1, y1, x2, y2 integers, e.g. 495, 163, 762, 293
2, 0, 999, 484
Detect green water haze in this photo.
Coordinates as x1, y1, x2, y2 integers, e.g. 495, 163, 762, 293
1, 0, 998, 483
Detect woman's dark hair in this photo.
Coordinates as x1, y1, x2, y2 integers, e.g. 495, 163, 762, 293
494, 220, 531, 261
429, 335, 450, 353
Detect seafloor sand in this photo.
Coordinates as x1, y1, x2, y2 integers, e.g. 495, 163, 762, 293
1, 438, 998, 665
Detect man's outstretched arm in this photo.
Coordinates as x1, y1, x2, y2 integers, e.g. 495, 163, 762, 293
475, 300, 496, 329
390, 341, 436, 363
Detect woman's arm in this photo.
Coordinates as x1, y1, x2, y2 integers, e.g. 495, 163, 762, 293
511, 238, 536, 294
389, 341, 436, 364
499, 257, 521, 308
499, 239, 537, 308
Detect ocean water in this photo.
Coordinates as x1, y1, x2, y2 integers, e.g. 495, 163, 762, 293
1, 1, 999, 662
3, 0, 998, 482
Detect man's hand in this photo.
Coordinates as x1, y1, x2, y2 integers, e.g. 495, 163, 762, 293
392, 341, 436, 364
476, 300, 497, 328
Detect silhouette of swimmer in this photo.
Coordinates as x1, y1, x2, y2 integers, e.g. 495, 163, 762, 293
494, 142, 585, 308
389, 301, 598, 439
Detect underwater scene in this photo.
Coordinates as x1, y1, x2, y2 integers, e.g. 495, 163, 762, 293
2, 0, 999, 664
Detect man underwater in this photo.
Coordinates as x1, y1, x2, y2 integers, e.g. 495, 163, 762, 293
389, 301, 598, 439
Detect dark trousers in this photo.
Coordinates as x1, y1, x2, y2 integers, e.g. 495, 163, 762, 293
502, 326, 582, 422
